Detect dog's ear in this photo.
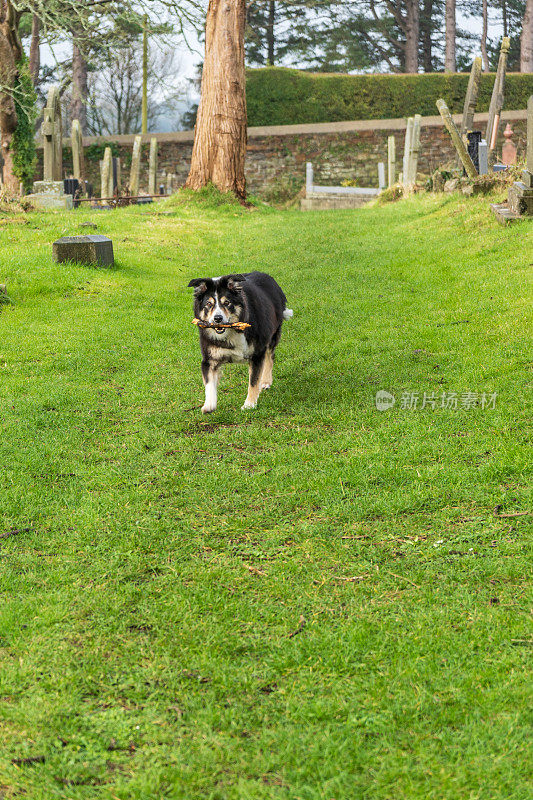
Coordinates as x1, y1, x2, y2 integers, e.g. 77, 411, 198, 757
226, 274, 247, 292
188, 278, 210, 295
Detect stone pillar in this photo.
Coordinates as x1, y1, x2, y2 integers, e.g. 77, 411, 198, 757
148, 137, 158, 195
71, 119, 85, 183
129, 135, 142, 196
501, 124, 517, 165
436, 99, 478, 180
166, 172, 174, 195
387, 136, 396, 187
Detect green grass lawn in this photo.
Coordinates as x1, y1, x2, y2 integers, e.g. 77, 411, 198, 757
0, 191, 531, 799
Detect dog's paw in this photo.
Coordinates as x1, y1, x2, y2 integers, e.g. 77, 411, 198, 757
201, 402, 217, 414
261, 380, 272, 390
241, 400, 257, 410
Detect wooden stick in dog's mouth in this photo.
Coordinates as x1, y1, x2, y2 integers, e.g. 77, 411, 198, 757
192, 318, 251, 331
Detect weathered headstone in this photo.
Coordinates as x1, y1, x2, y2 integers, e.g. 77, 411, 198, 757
487, 37, 510, 155
491, 95, 533, 222
466, 131, 482, 172
111, 157, 121, 197
129, 135, 142, 196
436, 99, 478, 180
387, 136, 396, 187
43, 86, 62, 181
478, 139, 488, 175
461, 57, 482, 137
101, 146, 112, 200
166, 171, 174, 195
402, 117, 414, 187
53, 235, 114, 267
407, 114, 421, 186
26, 86, 73, 210
71, 119, 85, 183
148, 137, 158, 195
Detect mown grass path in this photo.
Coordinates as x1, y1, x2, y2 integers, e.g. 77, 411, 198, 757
0, 194, 531, 799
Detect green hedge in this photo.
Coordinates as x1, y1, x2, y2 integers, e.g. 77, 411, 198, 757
246, 68, 533, 126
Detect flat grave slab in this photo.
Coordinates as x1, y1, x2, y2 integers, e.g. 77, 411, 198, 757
490, 203, 523, 225
53, 235, 114, 267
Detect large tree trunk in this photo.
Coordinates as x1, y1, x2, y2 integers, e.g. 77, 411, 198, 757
481, 0, 489, 71
404, 0, 419, 73
445, 0, 456, 72
71, 35, 88, 133
266, 1, 275, 65
29, 13, 40, 85
521, 0, 533, 71
0, 0, 22, 192
186, 0, 247, 200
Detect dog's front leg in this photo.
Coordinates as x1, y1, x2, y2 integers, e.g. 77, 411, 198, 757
242, 353, 265, 410
201, 360, 220, 414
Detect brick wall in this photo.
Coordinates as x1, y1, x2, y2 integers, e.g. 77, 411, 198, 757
37, 110, 528, 198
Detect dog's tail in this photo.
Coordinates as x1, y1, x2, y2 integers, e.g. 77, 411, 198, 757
283, 308, 294, 320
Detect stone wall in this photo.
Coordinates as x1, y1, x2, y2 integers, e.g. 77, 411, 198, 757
36, 110, 528, 199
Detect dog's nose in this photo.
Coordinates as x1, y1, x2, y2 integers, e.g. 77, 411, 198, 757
213, 314, 223, 323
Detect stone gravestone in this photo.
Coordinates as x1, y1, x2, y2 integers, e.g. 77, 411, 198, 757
26, 87, 73, 210
43, 86, 62, 181
461, 57, 482, 138
506, 96, 533, 216
466, 131, 482, 173
487, 37, 510, 155
100, 146, 112, 200
129, 135, 142, 197
436, 99, 478, 180
478, 140, 488, 175
71, 119, 85, 184
491, 95, 533, 222
111, 157, 121, 197
53, 235, 114, 267
306, 162, 314, 193
407, 114, 421, 187
387, 136, 396, 187
166, 171, 174, 195
148, 137, 158, 195
402, 117, 414, 187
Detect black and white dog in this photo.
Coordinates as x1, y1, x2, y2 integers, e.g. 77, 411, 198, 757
188, 271, 293, 413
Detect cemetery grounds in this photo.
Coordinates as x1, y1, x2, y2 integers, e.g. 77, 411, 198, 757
0, 190, 531, 799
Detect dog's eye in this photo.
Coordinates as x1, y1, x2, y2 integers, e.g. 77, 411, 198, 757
204, 300, 213, 308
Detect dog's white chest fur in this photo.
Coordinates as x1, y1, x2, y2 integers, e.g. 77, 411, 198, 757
207, 329, 255, 363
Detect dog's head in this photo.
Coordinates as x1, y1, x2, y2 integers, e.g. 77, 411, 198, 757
188, 274, 246, 335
